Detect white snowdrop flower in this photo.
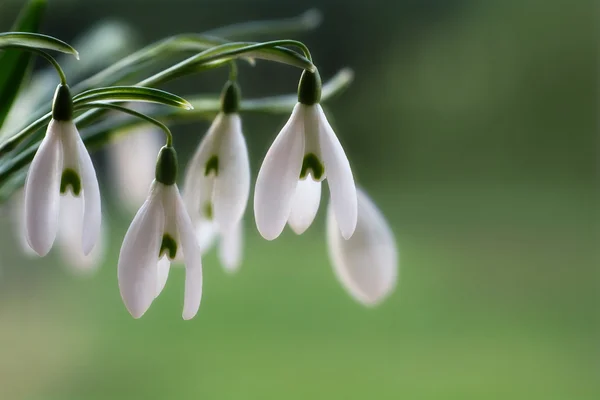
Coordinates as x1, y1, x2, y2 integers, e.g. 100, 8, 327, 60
108, 125, 163, 212
182, 81, 250, 236
56, 194, 106, 274
118, 146, 202, 320
24, 84, 101, 257
327, 188, 398, 306
254, 70, 357, 241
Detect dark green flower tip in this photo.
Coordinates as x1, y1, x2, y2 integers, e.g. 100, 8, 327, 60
297, 69, 322, 105
221, 80, 241, 114
204, 155, 219, 177
300, 153, 325, 180
52, 84, 73, 121
60, 168, 81, 195
155, 146, 178, 185
159, 234, 178, 259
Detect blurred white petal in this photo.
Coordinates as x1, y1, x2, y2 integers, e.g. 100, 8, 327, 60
317, 105, 357, 239
174, 187, 203, 320
218, 220, 243, 273
118, 183, 164, 318
254, 103, 305, 240
57, 194, 106, 274
213, 114, 250, 234
326, 188, 398, 306
24, 121, 63, 256
108, 127, 162, 211
196, 219, 217, 254
288, 175, 321, 235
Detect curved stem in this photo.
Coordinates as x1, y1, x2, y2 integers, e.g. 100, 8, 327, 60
228, 61, 238, 81
74, 103, 173, 146
4, 45, 68, 85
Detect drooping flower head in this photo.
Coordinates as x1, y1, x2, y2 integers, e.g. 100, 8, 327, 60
182, 80, 250, 237
327, 188, 398, 306
254, 69, 357, 240
24, 84, 101, 257
118, 145, 203, 319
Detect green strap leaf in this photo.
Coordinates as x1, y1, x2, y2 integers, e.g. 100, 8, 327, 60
0, 32, 79, 58
0, 0, 46, 129
72, 86, 193, 110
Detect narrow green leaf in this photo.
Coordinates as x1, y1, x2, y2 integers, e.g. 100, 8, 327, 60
0, 0, 46, 129
72, 86, 193, 110
0, 32, 79, 58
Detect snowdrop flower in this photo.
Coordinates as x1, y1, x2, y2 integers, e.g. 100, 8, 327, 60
182, 80, 250, 236
24, 84, 101, 257
254, 69, 357, 240
327, 188, 398, 306
118, 145, 202, 319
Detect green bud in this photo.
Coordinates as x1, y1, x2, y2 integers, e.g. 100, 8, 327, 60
221, 80, 241, 114
52, 84, 73, 121
297, 69, 322, 105
155, 146, 178, 185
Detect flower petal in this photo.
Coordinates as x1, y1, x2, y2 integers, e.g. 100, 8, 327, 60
218, 220, 243, 273
109, 127, 162, 211
326, 188, 398, 306
24, 121, 63, 256
213, 114, 250, 235
182, 120, 218, 221
118, 182, 164, 318
196, 219, 217, 254
57, 194, 105, 274
254, 103, 305, 240
317, 105, 357, 239
156, 256, 170, 298
73, 126, 102, 255
174, 187, 203, 320
288, 176, 321, 235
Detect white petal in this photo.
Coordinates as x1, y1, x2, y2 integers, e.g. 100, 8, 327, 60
196, 219, 217, 254
317, 105, 357, 239
213, 114, 250, 234
174, 187, 203, 320
118, 182, 164, 318
326, 188, 398, 306
156, 256, 170, 298
10, 189, 37, 257
24, 121, 63, 256
254, 103, 305, 240
73, 127, 101, 255
57, 194, 106, 274
108, 127, 162, 211
288, 176, 321, 235
218, 220, 243, 273
182, 120, 219, 221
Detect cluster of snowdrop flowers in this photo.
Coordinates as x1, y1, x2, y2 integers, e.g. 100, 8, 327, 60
21, 67, 398, 320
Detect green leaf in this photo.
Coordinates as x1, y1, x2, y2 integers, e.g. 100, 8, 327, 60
0, 32, 79, 58
72, 86, 193, 110
0, 0, 46, 129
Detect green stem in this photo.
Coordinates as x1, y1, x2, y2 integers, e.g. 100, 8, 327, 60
74, 103, 173, 146
3, 45, 68, 85
228, 61, 238, 81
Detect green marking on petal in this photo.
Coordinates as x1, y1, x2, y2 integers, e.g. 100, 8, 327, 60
203, 202, 213, 220
205, 155, 219, 177
300, 153, 324, 180
159, 234, 178, 259
60, 168, 81, 195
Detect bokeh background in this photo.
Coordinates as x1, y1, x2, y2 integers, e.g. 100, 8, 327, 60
0, 0, 597, 399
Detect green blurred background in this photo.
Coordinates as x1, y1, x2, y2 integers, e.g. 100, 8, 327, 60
0, 0, 597, 399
